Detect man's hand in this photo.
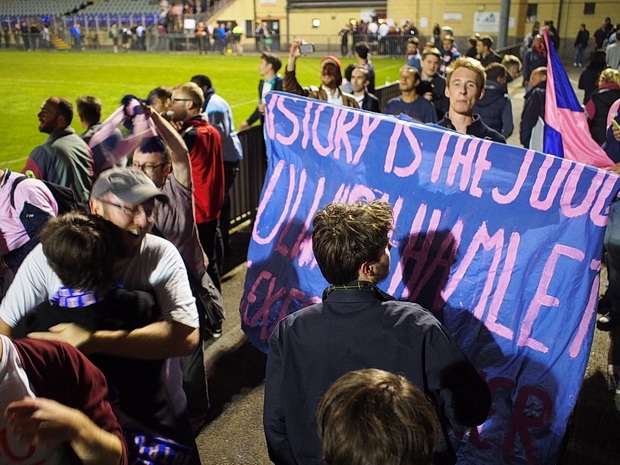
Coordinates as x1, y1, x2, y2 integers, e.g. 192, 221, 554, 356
289, 38, 303, 58
612, 124, 620, 142
609, 162, 620, 175
6, 397, 81, 447
28, 323, 92, 352
138, 99, 154, 119
6, 397, 123, 465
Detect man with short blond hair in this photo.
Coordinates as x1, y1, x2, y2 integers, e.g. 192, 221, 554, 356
171, 81, 224, 289
439, 57, 506, 143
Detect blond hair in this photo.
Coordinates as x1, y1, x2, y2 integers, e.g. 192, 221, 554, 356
173, 82, 205, 110
597, 68, 620, 88
446, 56, 486, 90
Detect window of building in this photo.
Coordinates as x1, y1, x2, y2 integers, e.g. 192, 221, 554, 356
583, 3, 595, 15
526, 4, 538, 23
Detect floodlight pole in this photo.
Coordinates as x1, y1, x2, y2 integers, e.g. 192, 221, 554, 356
498, 0, 510, 49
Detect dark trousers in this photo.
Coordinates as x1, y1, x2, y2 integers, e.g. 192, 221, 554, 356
197, 220, 222, 291
181, 338, 209, 427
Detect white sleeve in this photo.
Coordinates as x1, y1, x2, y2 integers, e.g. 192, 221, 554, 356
0, 245, 61, 327
151, 239, 199, 328
130, 235, 199, 329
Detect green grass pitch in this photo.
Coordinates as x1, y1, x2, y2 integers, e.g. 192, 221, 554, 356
0, 50, 403, 173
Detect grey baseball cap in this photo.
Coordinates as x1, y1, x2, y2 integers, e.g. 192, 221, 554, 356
91, 168, 169, 204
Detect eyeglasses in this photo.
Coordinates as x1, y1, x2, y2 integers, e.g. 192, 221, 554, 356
130, 162, 168, 173
99, 199, 156, 218
172, 98, 192, 103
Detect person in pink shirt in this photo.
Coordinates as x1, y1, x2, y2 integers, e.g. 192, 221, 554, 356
0, 168, 58, 298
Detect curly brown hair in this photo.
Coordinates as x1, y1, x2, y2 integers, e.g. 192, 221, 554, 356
312, 200, 393, 285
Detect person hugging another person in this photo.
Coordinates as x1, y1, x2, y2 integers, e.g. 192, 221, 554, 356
11, 210, 201, 463
12, 212, 157, 340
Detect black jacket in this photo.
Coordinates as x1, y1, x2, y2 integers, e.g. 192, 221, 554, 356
575, 29, 589, 48
264, 283, 491, 465
438, 114, 506, 143
246, 76, 284, 126
587, 86, 620, 145
474, 80, 513, 136
520, 80, 546, 147
361, 91, 380, 113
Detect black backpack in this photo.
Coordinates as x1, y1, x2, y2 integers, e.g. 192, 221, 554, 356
10, 174, 85, 214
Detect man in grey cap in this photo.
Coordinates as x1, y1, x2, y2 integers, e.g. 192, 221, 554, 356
0, 168, 201, 457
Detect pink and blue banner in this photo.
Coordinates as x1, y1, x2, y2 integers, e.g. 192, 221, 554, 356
240, 92, 620, 464
542, 30, 613, 169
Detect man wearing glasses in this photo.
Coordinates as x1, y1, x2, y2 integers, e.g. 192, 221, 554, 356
169, 82, 224, 291
0, 167, 202, 460
131, 102, 224, 428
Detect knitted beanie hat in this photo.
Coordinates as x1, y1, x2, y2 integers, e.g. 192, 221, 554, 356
321, 56, 343, 86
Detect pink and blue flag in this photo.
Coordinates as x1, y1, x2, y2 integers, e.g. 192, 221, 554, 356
543, 29, 614, 169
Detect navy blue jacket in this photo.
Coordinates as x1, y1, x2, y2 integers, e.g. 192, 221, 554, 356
474, 80, 514, 137
264, 284, 491, 465
520, 80, 546, 147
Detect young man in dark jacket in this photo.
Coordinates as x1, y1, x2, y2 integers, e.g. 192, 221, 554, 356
438, 57, 506, 143
474, 63, 514, 138
520, 67, 547, 149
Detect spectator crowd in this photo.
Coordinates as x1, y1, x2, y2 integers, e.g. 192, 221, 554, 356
1, 13, 620, 465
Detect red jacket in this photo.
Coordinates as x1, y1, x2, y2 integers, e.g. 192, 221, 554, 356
182, 116, 224, 223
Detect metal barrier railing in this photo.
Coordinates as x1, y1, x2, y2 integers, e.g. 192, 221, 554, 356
228, 125, 267, 231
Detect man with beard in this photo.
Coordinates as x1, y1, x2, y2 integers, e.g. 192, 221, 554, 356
170, 82, 224, 290
131, 103, 225, 427
264, 200, 491, 465
284, 39, 358, 108
0, 168, 201, 460
23, 97, 93, 202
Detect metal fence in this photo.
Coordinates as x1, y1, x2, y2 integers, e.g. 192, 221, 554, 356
229, 125, 268, 231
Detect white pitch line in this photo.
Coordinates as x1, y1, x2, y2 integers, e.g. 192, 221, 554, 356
1, 156, 29, 165
0, 77, 155, 89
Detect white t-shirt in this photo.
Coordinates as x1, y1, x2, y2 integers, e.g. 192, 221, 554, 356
0, 234, 198, 329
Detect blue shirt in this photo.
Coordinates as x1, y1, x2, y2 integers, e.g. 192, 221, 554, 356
385, 96, 437, 123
